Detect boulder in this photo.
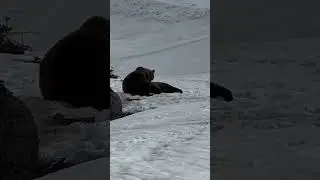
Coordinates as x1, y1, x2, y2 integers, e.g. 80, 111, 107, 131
0, 82, 39, 179
110, 88, 123, 120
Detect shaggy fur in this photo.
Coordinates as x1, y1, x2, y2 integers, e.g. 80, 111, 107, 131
39, 16, 110, 110
152, 82, 183, 94
210, 82, 233, 102
122, 67, 161, 96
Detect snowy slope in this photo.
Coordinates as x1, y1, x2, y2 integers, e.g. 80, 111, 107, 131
110, 1, 210, 178
36, 102, 209, 180
1, 0, 210, 179
211, 39, 320, 180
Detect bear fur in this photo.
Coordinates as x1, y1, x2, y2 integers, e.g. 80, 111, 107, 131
39, 16, 110, 111
122, 67, 161, 96
210, 82, 233, 102
152, 82, 183, 94
122, 67, 183, 96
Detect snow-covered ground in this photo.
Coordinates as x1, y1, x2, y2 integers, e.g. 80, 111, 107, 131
212, 39, 320, 179
110, 1, 210, 178
1, 0, 210, 179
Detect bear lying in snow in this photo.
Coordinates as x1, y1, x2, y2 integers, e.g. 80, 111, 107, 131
122, 67, 183, 96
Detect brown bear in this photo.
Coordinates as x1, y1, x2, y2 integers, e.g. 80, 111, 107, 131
39, 16, 110, 111
122, 67, 183, 96
152, 82, 183, 94
210, 82, 233, 102
122, 67, 161, 96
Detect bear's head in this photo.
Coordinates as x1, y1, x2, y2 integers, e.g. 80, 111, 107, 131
135, 66, 155, 81
80, 16, 109, 40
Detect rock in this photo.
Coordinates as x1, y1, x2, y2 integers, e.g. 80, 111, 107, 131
110, 88, 123, 120
52, 89, 124, 122
0, 82, 39, 179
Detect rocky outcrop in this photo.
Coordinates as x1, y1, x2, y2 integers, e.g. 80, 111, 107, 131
0, 81, 39, 180
32, 88, 124, 123
110, 88, 123, 120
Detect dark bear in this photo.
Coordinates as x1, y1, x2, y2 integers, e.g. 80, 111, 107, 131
39, 16, 110, 111
152, 82, 183, 94
122, 67, 161, 96
210, 82, 233, 102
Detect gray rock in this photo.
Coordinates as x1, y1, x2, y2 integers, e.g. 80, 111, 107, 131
0, 82, 39, 180
110, 88, 123, 120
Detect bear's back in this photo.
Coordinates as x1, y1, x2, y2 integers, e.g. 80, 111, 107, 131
39, 30, 110, 110
122, 71, 148, 91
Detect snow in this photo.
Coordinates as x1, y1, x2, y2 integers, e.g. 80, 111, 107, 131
211, 39, 320, 179
109, 2, 210, 178
36, 157, 109, 180
34, 102, 209, 180
111, 102, 209, 180
1, 0, 210, 179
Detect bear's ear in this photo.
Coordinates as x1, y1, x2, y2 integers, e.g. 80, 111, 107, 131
151, 69, 155, 74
